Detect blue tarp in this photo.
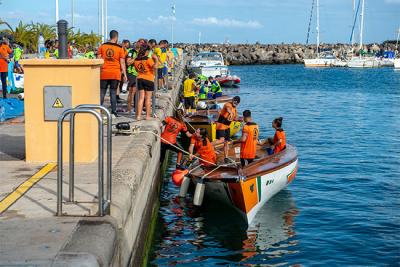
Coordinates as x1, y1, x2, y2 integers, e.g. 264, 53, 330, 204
0, 98, 24, 122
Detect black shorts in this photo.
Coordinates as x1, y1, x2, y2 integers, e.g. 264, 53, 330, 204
127, 73, 137, 88
100, 79, 119, 90
157, 68, 164, 79
137, 78, 154, 91
184, 97, 195, 109
216, 128, 231, 141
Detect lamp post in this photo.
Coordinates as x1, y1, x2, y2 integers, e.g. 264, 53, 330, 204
171, 3, 175, 48
56, 0, 59, 24
71, 0, 74, 29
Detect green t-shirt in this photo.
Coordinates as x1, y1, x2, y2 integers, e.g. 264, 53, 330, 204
127, 49, 138, 76
14, 47, 23, 61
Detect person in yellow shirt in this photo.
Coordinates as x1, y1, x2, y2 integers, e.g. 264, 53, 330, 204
183, 73, 197, 111
154, 40, 168, 90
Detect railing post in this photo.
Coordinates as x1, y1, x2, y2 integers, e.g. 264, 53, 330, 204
153, 67, 158, 116
69, 113, 75, 202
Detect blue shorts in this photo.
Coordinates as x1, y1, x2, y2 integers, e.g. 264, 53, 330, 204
213, 92, 223, 98
163, 66, 168, 76
15, 61, 21, 68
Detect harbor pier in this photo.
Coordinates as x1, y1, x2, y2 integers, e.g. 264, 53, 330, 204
0, 60, 185, 266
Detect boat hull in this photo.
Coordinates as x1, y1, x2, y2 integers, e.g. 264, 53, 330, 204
193, 159, 298, 224
348, 58, 380, 68
394, 59, 400, 69
304, 58, 335, 67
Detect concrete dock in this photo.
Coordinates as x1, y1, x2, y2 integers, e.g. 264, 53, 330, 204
0, 63, 185, 266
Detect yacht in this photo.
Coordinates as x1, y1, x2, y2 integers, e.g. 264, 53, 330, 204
189, 52, 229, 77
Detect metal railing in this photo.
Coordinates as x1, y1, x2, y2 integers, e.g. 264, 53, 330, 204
57, 106, 112, 216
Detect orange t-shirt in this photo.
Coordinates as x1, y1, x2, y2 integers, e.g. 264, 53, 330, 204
134, 57, 155, 82
240, 122, 259, 159
190, 136, 217, 166
0, 44, 12, 72
161, 117, 188, 145
216, 102, 237, 130
98, 42, 125, 80
274, 129, 286, 153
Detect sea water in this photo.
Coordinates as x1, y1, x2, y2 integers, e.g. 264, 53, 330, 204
149, 65, 400, 266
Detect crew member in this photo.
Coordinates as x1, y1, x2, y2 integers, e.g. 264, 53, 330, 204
126, 40, 143, 115
97, 30, 127, 117
189, 128, 217, 167
160, 109, 192, 166
198, 80, 210, 100
272, 117, 286, 154
208, 76, 222, 98
134, 43, 156, 120
216, 96, 241, 162
0, 38, 12, 99
13, 43, 23, 73
235, 110, 259, 167
183, 73, 197, 111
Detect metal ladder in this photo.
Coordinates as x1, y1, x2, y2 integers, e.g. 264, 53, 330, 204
56, 105, 112, 216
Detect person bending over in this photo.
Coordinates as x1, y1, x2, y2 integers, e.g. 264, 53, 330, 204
189, 128, 217, 167
160, 109, 192, 166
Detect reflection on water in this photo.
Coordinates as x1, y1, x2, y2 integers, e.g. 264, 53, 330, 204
149, 161, 299, 266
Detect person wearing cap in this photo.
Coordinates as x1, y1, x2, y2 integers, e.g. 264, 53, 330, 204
0, 38, 12, 99
234, 110, 259, 167
216, 96, 241, 162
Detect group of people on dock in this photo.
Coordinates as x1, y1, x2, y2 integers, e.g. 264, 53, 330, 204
160, 94, 287, 169
0, 38, 24, 99
97, 30, 172, 120
182, 74, 222, 110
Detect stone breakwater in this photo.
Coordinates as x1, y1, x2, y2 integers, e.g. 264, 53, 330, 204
176, 43, 398, 65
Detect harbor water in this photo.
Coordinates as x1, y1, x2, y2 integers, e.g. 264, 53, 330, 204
149, 65, 400, 266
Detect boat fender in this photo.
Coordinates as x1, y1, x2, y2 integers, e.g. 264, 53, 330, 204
193, 181, 205, 206
179, 176, 190, 197
172, 169, 189, 186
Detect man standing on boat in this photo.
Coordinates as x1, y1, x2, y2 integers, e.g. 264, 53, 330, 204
216, 96, 241, 163
234, 110, 259, 167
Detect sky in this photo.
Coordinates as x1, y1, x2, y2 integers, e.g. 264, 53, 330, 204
1, 0, 399, 44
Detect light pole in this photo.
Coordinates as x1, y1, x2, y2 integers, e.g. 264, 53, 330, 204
56, 0, 59, 24
71, 0, 74, 29
105, 0, 108, 38
171, 3, 175, 48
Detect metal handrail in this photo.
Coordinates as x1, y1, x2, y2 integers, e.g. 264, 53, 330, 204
57, 108, 106, 216
73, 104, 112, 203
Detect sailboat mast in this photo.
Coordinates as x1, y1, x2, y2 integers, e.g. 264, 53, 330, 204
359, 0, 365, 52
316, 0, 320, 57
351, 0, 355, 46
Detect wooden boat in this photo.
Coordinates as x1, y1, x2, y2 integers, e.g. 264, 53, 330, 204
181, 143, 298, 224
202, 95, 233, 105
184, 109, 242, 141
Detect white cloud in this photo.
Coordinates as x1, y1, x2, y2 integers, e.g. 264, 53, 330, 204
192, 17, 262, 29
146, 15, 176, 24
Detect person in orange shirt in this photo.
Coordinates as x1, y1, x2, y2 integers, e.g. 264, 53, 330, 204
0, 38, 12, 99
189, 128, 217, 167
134, 43, 157, 120
235, 110, 259, 167
272, 117, 286, 154
97, 30, 127, 117
160, 109, 192, 166
216, 96, 241, 163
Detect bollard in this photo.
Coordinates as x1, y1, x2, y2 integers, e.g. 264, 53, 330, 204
57, 20, 69, 59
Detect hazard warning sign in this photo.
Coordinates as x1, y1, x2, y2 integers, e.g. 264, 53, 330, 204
44, 86, 72, 121
52, 98, 64, 108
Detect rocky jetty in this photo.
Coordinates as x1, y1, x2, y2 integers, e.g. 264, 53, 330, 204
176, 43, 398, 65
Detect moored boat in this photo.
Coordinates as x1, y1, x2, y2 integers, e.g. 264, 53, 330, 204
182, 143, 298, 224
184, 109, 241, 141
394, 58, 400, 69
215, 75, 241, 87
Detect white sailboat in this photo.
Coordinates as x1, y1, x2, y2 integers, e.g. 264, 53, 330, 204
394, 27, 400, 69
304, 0, 336, 67
348, 0, 380, 68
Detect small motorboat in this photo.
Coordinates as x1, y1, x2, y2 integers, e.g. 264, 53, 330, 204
215, 75, 241, 87
184, 109, 242, 141
177, 143, 299, 224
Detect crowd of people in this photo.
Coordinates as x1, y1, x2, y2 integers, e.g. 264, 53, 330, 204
97, 30, 171, 119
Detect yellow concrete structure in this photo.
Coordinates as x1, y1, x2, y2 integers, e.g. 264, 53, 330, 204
21, 59, 104, 163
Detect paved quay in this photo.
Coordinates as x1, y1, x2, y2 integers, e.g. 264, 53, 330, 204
0, 63, 185, 266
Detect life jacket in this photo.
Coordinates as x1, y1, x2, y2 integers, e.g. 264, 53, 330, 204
84, 51, 95, 59
211, 81, 222, 94
127, 49, 138, 76
198, 85, 209, 99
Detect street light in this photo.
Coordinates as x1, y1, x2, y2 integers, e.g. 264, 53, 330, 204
171, 3, 175, 48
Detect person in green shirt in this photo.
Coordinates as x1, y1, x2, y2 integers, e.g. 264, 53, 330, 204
198, 80, 210, 100
126, 39, 144, 114
208, 76, 222, 98
13, 43, 23, 73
